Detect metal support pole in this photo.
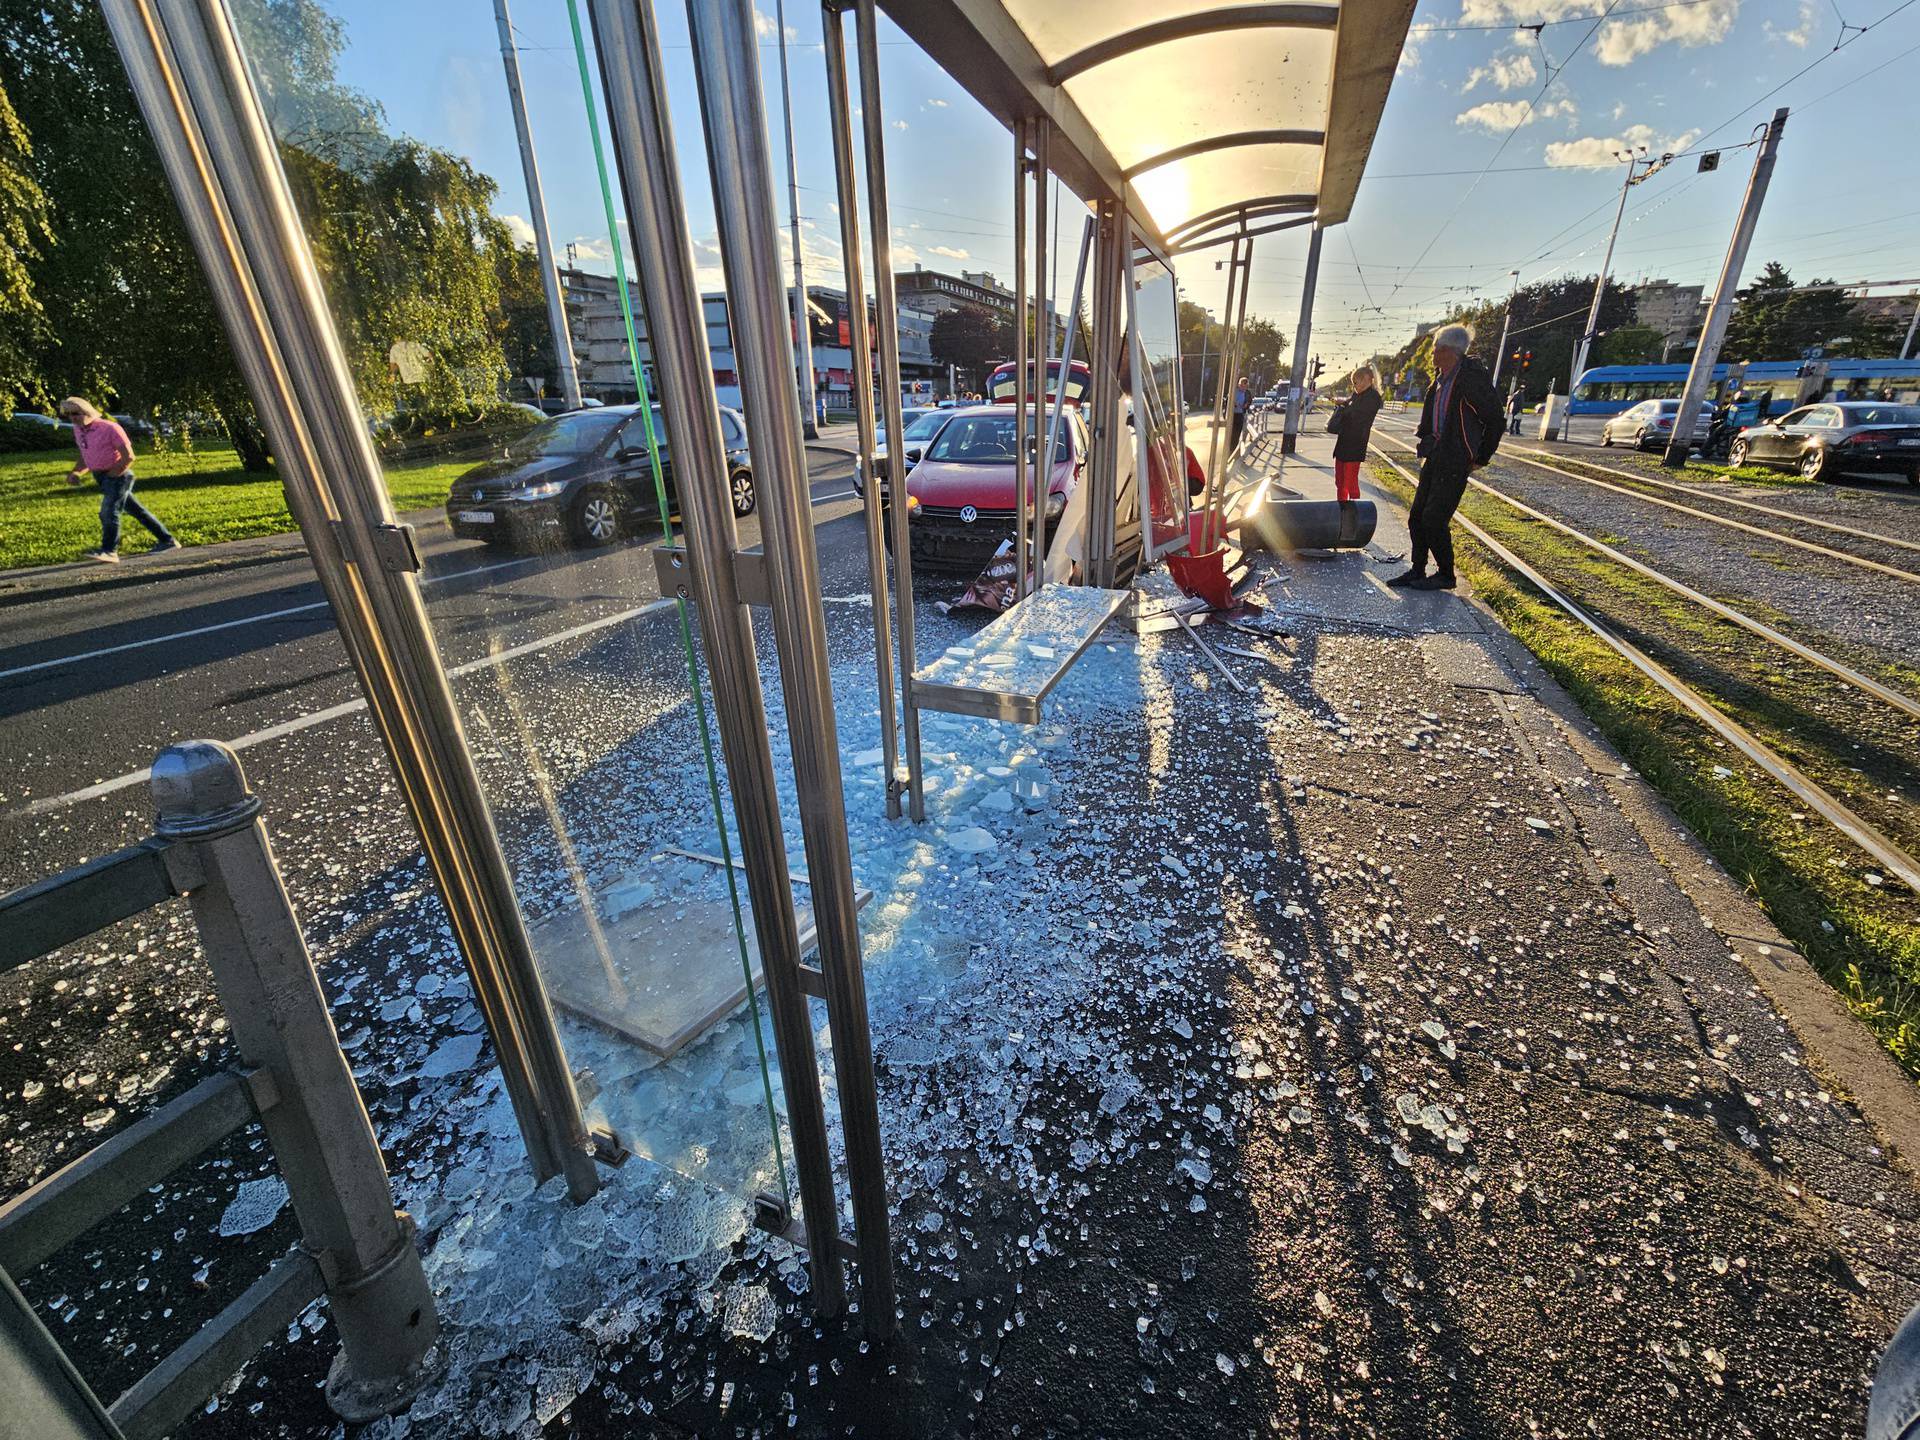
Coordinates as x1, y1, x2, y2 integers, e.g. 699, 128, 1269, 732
1203, 237, 1243, 487
1013, 119, 1031, 600
685, 0, 896, 1335
584, 0, 846, 1314
1901, 293, 1920, 361
1032, 120, 1050, 592
1490, 268, 1519, 388
1665, 109, 1788, 466
1282, 223, 1323, 455
1571, 153, 1640, 392
494, 0, 582, 411
104, 0, 599, 1200
855, 0, 925, 821
775, 0, 819, 437
1037, 214, 1091, 584
150, 741, 439, 1423
821, 3, 899, 818
1084, 201, 1123, 587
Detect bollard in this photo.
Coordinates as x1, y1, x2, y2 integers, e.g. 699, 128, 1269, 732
1245, 498, 1378, 553
150, 742, 442, 1422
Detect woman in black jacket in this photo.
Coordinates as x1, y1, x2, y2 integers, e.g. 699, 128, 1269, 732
1326, 366, 1383, 532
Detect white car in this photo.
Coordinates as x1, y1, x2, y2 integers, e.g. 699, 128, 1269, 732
1601, 398, 1715, 451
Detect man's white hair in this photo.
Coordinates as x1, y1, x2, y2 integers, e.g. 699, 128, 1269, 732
1433, 324, 1472, 353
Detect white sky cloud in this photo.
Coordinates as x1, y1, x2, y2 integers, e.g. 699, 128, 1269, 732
752, 8, 797, 43
500, 212, 536, 247
1459, 0, 1606, 26
1463, 51, 1539, 91
927, 98, 949, 108
1595, 0, 1740, 64
929, 244, 969, 260
1765, 0, 1818, 45
1455, 96, 1574, 132
891, 118, 909, 131
1542, 121, 1700, 167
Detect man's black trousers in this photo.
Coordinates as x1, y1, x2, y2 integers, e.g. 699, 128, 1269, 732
1409, 455, 1471, 579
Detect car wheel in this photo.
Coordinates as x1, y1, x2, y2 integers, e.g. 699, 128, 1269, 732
1728, 439, 1749, 467
1601, 428, 1614, 447
1908, 467, 1920, 487
729, 468, 756, 517
1798, 447, 1829, 481
572, 487, 622, 547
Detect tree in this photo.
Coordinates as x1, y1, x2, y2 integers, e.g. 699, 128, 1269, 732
929, 305, 1008, 388
1592, 324, 1666, 366
1723, 262, 1904, 360
1379, 275, 1634, 402
0, 74, 51, 408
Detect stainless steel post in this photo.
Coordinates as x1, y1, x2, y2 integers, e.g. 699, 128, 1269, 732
1902, 294, 1920, 361
1032, 120, 1050, 593
1037, 214, 1091, 583
1201, 237, 1244, 548
686, 0, 896, 1335
1281, 223, 1323, 455
1085, 201, 1121, 587
1665, 109, 1788, 466
774, 0, 819, 438
151, 741, 439, 1422
1013, 120, 1031, 601
821, 2, 900, 819
104, 0, 598, 1199
494, 0, 582, 411
855, 0, 925, 821
585, 0, 848, 1314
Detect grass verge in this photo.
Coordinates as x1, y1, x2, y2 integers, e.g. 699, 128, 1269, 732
0, 444, 473, 570
1369, 455, 1920, 1078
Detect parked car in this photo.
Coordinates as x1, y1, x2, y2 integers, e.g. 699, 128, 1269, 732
536, 395, 606, 416
894, 404, 1088, 571
1600, 398, 1715, 451
445, 403, 754, 550
111, 413, 156, 441
10, 410, 69, 436
852, 406, 950, 497
1728, 401, 1920, 483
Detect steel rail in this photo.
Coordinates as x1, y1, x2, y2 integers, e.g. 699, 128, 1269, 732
1501, 439, 1920, 558
1370, 445, 1920, 892
1371, 434, 1920, 723
1374, 417, 1920, 585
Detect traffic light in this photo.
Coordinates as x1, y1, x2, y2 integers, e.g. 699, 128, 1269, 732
1309, 355, 1325, 384
1521, 349, 1534, 371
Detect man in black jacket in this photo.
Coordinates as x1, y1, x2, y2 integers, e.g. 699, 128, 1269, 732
1392, 324, 1502, 590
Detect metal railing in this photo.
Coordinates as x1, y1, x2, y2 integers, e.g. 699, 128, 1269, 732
0, 741, 440, 1440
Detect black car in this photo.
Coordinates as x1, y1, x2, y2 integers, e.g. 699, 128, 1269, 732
445, 404, 755, 549
1728, 401, 1920, 483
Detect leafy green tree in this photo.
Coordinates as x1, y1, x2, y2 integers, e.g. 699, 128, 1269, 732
0, 76, 51, 408
1592, 324, 1667, 365
929, 305, 1007, 388
1723, 262, 1903, 360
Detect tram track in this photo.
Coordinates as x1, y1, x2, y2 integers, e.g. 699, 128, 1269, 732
1367, 441, 1920, 897
1374, 416, 1920, 585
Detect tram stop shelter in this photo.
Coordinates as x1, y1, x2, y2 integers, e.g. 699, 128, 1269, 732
14, 0, 1915, 1434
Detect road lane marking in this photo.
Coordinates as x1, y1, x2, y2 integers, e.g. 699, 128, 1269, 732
0, 553, 546, 685
12, 596, 676, 818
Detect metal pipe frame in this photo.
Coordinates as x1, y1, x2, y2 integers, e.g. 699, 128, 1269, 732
102, 0, 598, 1200
1013, 118, 1031, 601
1046, 3, 1341, 82
1123, 130, 1325, 181
1169, 214, 1312, 257
1202, 236, 1244, 503
856, 0, 926, 822
1166, 194, 1315, 247
584, 0, 847, 1316
1282, 222, 1324, 454
1031, 119, 1050, 598
1084, 200, 1123, 587
1037, 213, 1092, 583
821, 5, 901, 819
684, 0, 897, 1335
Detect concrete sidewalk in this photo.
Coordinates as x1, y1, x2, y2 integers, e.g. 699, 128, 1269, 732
193, 423, 1920, 1438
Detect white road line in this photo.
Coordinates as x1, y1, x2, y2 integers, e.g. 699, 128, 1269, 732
812, 489, 857, 503
13, 596, 676, 818
0, 552, 544, 685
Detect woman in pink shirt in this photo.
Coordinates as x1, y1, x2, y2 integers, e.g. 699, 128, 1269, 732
61, 397, 175, 562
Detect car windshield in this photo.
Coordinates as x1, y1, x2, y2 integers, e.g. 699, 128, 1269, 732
903, 411, 946, 442
1843, 405, 1920, 425
505, 410, 624, 459
924, 412, 1070, 464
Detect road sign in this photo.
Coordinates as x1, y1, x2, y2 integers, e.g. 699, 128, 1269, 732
1698, 151, 1720, 173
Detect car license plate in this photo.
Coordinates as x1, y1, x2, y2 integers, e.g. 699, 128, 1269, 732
456, 509, 496, 523
1898, 438, 1920, 447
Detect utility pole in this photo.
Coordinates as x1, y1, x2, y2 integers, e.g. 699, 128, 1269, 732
1491, 269, 1520, 387
1902, 292, 1920, 361
493, 0, 581, 411
1665, 108, 1788, 467
1569, 148, 1651, 392
775, 0, 819, 436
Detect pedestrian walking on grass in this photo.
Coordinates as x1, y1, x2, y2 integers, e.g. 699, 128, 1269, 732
1506, 388, 1524, 436
62, 397, 175, 564
1326, 365, 1382, 542
1391, 325, 1501, 592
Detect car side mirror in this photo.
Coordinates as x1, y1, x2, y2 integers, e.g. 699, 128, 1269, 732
619, 445, 652, 461
903, 448, 922, 466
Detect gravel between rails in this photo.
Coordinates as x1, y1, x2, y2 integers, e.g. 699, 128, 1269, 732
1373, 426, 1919, 678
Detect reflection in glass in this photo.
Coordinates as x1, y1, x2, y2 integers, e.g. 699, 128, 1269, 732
1131, 252, 1187, 556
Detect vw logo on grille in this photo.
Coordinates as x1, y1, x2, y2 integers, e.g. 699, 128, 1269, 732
959, 505, 978, 524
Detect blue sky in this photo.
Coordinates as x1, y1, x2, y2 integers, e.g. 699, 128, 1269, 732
304, 0, 1920, 374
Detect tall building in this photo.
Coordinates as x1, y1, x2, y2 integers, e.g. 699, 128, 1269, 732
1631, 279, 1706, 356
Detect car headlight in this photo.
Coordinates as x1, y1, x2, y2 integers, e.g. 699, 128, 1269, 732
1045, 491, 1066, 520
512, 479, 568, 501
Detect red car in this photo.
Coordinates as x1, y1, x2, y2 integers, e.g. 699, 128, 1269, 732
899, 404, 1089, 571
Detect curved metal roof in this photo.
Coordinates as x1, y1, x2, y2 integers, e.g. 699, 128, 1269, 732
880, 0, 1416, 247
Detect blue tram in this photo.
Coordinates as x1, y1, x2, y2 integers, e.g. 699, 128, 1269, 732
1569, 360, 1920, 417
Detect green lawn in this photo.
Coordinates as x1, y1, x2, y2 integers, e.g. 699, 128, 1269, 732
0, 443, 475, 570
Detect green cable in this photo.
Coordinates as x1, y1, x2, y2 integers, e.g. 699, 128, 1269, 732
564, 0, 791, 1207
